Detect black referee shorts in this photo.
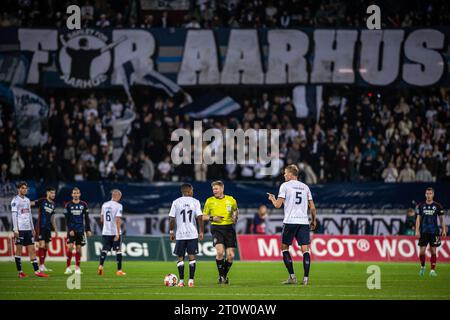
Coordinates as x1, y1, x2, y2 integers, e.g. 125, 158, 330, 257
211, 224, 237, 248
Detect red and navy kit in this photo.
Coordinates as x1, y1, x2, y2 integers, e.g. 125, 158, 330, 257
64, 200, 91, 246
416, 201, 444, 247
35, 198, 56, 242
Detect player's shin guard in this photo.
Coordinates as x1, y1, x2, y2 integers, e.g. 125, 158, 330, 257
99, 250, 108, 266
419, 253, 426, 267
75, 252, 81, 268
66, 251, 73, 267
15, 256, 22, 272
430, 254, 437, 270
303, 251, 311, 277
216, 259, 225, 277
177, 261, 185, 280
282, 250, 295, 276
31, 258, 39, 272
189, 260, 196, 280
224, 260, 233, 277
116, 252, 123, 271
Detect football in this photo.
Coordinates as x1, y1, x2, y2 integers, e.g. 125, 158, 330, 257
164, 273, 178, 287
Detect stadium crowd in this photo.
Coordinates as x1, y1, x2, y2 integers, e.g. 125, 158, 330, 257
1, 0, 449, 28
0, 87, 449, 184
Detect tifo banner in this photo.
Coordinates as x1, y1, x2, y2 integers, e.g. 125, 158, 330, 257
237, 235, 450, 263
0, 27, 448, 88
0, 232, 87, 261
0, 85, 49, 147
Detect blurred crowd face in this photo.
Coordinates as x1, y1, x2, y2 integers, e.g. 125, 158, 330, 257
258, 205, 268, 218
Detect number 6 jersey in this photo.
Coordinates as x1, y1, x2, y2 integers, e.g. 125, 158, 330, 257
278, 180, 313, 225
169, 196, 202, 240
101, 200, 123, 236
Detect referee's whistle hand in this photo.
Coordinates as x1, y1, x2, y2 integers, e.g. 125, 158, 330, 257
212, 216, 223, 222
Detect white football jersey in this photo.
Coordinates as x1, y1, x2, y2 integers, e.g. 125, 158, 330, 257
101, 200, 123, 236
169, 196, 202, 240
278, 180, 313, 225
11, 195, 33, 231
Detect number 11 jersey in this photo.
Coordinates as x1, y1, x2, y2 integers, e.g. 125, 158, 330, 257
169, 196, 202, 240
101, 200, 123, 236
278, 180, 313, 225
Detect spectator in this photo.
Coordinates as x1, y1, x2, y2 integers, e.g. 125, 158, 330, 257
157, 156, 172, 181
99, 154, 114, 178
0, 163, 9, 183
401, 208, 417, 236
416, 163, 433, 182
81, 1, 94, 23
398, 163, 416, 182
382, 162, 398, 183
251, 204, 268, 234
139, 153, 155, 182
185, 17, 201, 28
96, 14, 110, 28
195, 163, 207, 181
300, 161, 317, 185
9, 149, 24, 180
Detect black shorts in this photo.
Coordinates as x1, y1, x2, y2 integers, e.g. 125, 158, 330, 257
211, 224, 237, 248
174, 239, 198, 257
282, 224, 310, 246
37, 229, 52, 243
14, 230, 34, 246
67, 231, 86, 246
418, 233, 441, 247
102, 235, 122, 251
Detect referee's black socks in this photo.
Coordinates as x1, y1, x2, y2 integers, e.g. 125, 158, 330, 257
224, 260, 233, 277
216, 259, 225, 277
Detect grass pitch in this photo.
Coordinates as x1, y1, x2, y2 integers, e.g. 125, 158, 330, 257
0, 261, 449, 300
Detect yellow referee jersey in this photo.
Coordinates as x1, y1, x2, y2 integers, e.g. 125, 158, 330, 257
203, 195, 238, 226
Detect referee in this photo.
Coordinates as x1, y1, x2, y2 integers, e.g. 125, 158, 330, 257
202, 180, 239, 284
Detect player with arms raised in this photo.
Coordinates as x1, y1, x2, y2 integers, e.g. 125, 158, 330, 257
31, 187, 58, 272
416, 187, 447, 277
98, 189, 126, 276
169, 183, 204, 287
64, 187, 91, 275
11, 181, 48, 278
202, 180, 238, 285
267, 164, 316, 285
